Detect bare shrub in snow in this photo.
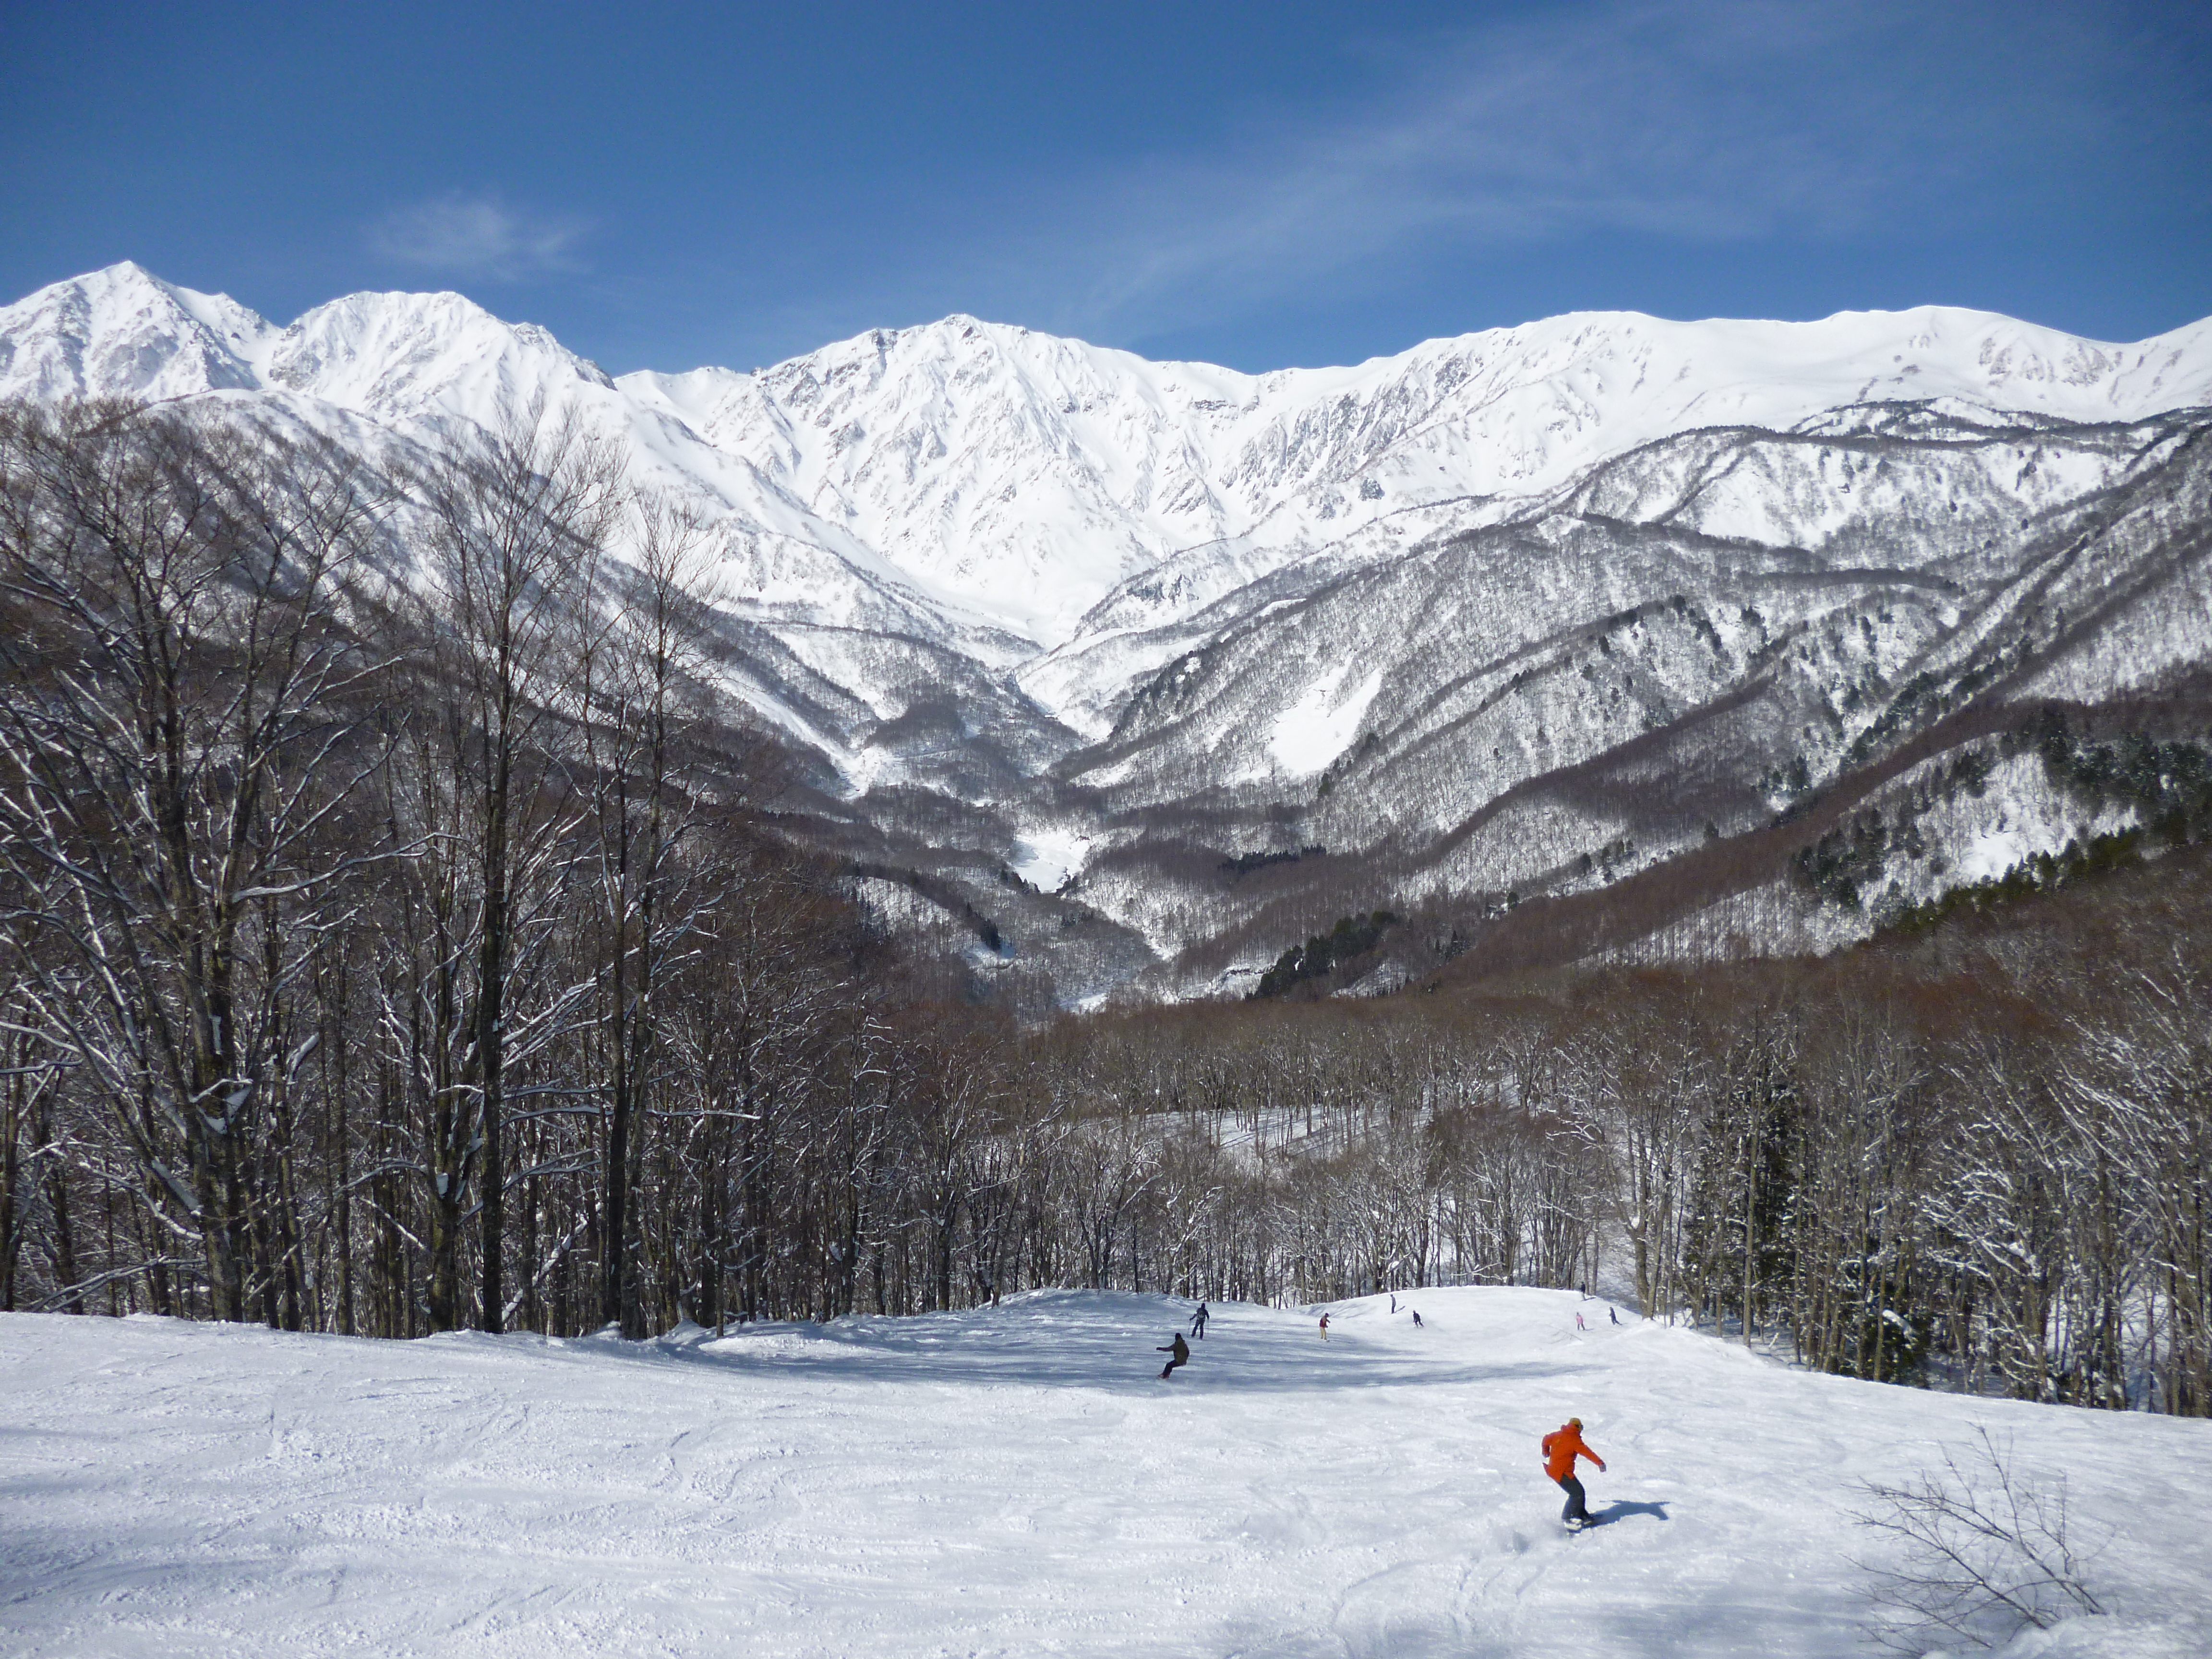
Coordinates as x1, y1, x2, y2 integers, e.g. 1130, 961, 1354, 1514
1854, 1426, 2105, 1652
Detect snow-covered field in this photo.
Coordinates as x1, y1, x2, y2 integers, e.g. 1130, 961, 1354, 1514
3, 1290, 2207, 1657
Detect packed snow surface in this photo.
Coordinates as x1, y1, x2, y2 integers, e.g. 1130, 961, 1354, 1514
4, 1290, 2207, 1657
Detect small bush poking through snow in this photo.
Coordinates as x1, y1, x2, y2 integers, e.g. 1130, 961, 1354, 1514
1855, 1426, 2107, 1653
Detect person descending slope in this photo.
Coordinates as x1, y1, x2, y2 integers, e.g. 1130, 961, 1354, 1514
1191, 1302, 1210, 1340
1157, 1332, 1190, 1380
1318, 1312, 1331, 1340
1541, 1417, 1607, 1528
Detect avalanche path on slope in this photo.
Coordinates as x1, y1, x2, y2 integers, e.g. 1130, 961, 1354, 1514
3, 1290, 2207, 1657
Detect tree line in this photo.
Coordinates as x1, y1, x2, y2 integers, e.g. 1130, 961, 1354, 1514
1006, 871, 2211, 1418
2, 397, 2205, 1421
0, 397, 951, 1338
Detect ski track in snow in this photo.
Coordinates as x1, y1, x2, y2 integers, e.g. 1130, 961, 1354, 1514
2, 1289, 2208, 1658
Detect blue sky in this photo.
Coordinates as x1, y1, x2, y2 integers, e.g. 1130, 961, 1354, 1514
4, 0, 2208, 374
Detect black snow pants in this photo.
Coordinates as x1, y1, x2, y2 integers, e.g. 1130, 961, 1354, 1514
1556, 1474, 1592, 1524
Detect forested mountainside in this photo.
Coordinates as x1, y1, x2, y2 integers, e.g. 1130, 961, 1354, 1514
3, 262, 2209, 1006
1, 355, 2206, 1420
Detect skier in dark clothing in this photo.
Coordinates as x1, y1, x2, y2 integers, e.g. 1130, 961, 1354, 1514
1609, 1307, 1619, 1325
1191, 1302, 1209, 1339
1410, 1309, 1424, 1328
1157, 1332, 1190, 1379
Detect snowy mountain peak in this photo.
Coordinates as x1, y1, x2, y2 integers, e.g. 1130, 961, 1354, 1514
264, 288, 617, 428
7, 263, 2212, 721
5, 263, 2212, 998
10, 268, 2209, 650
0, 261, 275, 404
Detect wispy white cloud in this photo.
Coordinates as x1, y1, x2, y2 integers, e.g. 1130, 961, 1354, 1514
971, 0, 2156, 341
367, 192, 587, 281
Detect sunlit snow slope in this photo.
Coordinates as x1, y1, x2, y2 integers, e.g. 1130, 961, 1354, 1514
5, 262, 2209, 669
2, 1293, 2206, 1657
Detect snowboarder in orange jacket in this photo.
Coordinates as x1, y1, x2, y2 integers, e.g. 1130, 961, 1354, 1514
1542, 1417, 1606, 1527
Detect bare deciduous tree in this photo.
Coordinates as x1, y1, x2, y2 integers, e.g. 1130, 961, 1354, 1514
0, 401, 389, 1323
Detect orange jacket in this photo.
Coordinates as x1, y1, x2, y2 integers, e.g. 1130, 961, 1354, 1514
1542, 1424, 1604, 1482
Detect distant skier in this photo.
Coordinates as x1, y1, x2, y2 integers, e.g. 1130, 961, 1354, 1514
1390, 1293, 1398, 1314
1191, 1302, 1210, 1340
1411, 1309, 1424, 1328
1319, 1312, 1331, 1340
1157, 1331, 1190, 1379
1575, 1311, 1587, 1332
1609, 1307, 1619, 1326
1542, 1417, 1607, 1528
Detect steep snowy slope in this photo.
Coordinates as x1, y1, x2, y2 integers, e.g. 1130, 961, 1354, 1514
3, 1292, 2207, 1657
1058, 408, 2212, 990
0, 261, 272, 402
8, 264, 2209, 676
1079, 413, 2198, 812
618, 303, 2212, 660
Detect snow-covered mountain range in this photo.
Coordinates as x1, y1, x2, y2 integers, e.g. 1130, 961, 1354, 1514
6, 262, 2210, 1000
